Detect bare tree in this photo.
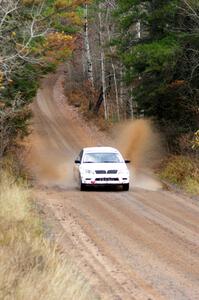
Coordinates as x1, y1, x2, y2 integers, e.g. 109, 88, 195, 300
105, 4, 120, 120
98, 2, 108, 120
84, 3, 94, 87
0, 0, 49, 85
0, 0, 50, 157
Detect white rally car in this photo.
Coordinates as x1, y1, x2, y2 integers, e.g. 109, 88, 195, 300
74, 147, 130, 191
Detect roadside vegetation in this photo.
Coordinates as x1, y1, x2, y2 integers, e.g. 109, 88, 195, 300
1, 1, 198, 195
0, 170, 96, 300
0, 2, 98, 298
0, 1, 198, 297
0, 0, 84, 157
160, 155, 199, 195
159, 130, 199, 195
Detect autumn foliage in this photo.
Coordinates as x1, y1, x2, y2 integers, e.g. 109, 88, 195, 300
0, 0, 84, 157
45, 33, 76, 63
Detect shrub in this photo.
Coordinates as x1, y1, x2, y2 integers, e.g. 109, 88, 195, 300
160, 155, 199, 195
183, 177, 199, 195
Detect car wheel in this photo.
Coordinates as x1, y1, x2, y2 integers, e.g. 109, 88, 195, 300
80, 182, 86, 191
122, 183, 129, 191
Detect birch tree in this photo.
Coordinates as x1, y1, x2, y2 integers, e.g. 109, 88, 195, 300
105, 2, 120, 120
0, 0, 49, 157
84, 3, 94, 88
0, 0, 48, 88
98, 2, 108, 120
0, 0, 82, 157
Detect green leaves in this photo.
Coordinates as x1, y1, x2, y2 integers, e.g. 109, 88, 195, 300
0, 0, 83, 156
123, 36, 181, 75
113, 0, 199, 151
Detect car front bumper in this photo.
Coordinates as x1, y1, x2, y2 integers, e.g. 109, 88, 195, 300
81, 175, 129, 185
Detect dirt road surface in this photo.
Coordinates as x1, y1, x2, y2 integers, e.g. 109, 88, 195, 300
28, 69, 199, 300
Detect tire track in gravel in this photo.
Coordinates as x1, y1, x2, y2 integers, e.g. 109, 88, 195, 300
31, 69, 199, 300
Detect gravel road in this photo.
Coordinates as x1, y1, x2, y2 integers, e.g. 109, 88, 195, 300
28, 70, 199, 300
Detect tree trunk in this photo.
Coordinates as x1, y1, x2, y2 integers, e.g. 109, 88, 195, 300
136, 21, 141, 39
119, 67, 124, 119
98, 3, 108, 120
128, 88, 134, 119
106, 8, 120, 121
93, 87, 103, 114
127, 21, 141, 119
84, 4, 94, 88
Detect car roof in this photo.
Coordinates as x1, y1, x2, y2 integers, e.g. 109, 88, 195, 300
83, 147, 119, 153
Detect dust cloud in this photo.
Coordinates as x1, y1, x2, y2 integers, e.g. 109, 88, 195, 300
27, 134, 76, 189
113, 119, 163, 191
28, 117, 162, 191
26, 72, 162, 191
25, 73, 79, 189
115, 119, 161, 169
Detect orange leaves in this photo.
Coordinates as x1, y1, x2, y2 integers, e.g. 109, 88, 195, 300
44, 32, 76, 63
12, 0, 84, 65
169, 80, 186, 89
54, 0, 69, 10
46, 32, 73, 46
0, 71, 4, 91
63, 12, 83, 25
72, 0, 93, 6
0, 71, 3, 84
55, 0, 92, 10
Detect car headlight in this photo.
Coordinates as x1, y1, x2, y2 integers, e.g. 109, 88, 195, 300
83, 169, 95, 175
118, 170, 129, 175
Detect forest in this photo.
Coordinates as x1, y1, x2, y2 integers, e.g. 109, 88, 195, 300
0, 0, 199, 189
0, 1, 199, 299
78, 0, 199, 154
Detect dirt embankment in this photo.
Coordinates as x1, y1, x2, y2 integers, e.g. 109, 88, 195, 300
27, 69, 199, 300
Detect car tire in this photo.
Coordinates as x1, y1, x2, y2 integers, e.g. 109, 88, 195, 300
80, 182, 86, 191
122, 183, 129, 191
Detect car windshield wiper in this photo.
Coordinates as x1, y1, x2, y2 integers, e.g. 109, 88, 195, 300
84, 161, 94, 163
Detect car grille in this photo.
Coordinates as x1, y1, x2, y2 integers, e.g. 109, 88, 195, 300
95, 170, 106, 174
95, 170, 118, 174
95, 178, 119, 182
107, 170, 118, 174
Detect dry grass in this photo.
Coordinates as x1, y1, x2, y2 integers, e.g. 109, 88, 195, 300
0, 172, 96, 300
160, 155, 199, 195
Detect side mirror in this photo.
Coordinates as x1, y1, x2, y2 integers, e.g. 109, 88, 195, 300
125, 160, 131, 164
75, 159, 81, 164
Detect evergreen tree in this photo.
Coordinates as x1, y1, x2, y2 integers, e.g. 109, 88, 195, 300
115, 0, 199, 151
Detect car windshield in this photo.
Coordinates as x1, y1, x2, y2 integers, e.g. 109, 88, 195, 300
83, 152, 123, 163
